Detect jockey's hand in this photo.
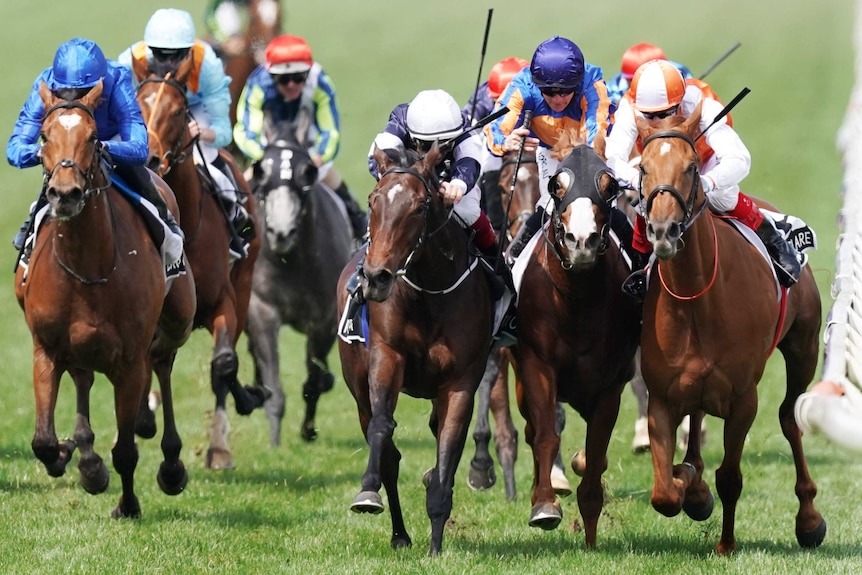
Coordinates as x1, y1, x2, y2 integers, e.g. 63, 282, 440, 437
310, 153, 324, 168
440, 179, 467, 206
188, 120, 215, 144
504, 127, 539, 153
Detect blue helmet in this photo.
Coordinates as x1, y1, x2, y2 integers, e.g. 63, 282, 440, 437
530, 36, 584, 90
48, 38, 107, 90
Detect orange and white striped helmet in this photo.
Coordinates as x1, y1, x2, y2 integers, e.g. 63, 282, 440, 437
630, 60, 686, 112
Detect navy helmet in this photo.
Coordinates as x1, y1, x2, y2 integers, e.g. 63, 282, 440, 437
48, 38, 107, 91
530, 36, 584, 90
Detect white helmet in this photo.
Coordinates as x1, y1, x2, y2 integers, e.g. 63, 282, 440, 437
144, 8, 196, 49
406, 89, 463, 141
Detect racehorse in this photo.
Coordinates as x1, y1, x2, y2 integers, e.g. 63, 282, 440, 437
16, 81, 194, 517
245, 122, 353, 445
132, 55, 265, 470
635, 106, 826, 553
336, 144, 493, 555
513, 132, 641, 547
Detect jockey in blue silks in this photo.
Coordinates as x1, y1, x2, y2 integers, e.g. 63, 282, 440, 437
7, 37, 184, 267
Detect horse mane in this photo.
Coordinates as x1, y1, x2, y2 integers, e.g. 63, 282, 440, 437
551, 127, 587, 161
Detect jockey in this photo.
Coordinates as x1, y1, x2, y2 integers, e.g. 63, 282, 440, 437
605, 42, 693, 108
7, 37, 184, 267
605, 59, 801, 296
485, 36, 613, 265
119, 7, 255, 260
233, 34, 368, 244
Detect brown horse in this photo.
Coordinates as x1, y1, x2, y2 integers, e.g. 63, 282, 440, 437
513, 134, 641, 547
636, 106, 826, 553
336, 144, 493, 555
16, 82, 194, 517
132, 56, 265, 470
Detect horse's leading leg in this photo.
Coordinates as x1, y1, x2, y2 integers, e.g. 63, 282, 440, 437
152, 351, 188, 496
110, 361, 150, 519
579, 391, 621, 547
680, 410, 714, 521
300, 326, 337, 442
648, 396, 688, 517
246, 295, 284, 445
426, 386, 475, 555
69, 368, 109, 494
468, 352, 499, 492
30, 349, 76, 478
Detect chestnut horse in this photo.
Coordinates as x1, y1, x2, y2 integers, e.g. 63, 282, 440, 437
636, 107, 826, 553
246, 122, 353, 445
132, 57, 265, 470
16, 82, 195, 517
513, 136, 641, 547
336, 144, 493, 555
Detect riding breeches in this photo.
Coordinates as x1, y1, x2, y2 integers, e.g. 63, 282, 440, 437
535, 147, 559, 213
452, 185, 482, 227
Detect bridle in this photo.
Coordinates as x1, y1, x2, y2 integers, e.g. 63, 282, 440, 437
41, 101, 107, 199
138, 75, 196, 176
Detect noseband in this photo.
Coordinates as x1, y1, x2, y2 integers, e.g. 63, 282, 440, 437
138, 76, 195, 175
42, 101, 106, 198
639, 130, 708, 234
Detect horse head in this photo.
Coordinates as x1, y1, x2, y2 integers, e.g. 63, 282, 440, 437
253, 123, 318, 254
499, 149, 539, 242
544, 131, 620, 270
362, 143, 444, 301
38, 80, 106, 220
133, 55, 194, 176
636, 100, 707, 260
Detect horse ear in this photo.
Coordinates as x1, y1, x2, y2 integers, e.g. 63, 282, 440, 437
174, 55, 193, 85
634, 114, 652, 141
421, 142, 444, 173
132, 53, 149, 82
81, 79, 103, 108
682, 98, 704, 137
593, 128, 607, 161
372, 144, 395, 176
38, 80, 55, 108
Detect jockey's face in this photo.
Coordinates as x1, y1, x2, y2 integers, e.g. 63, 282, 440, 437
272, 71, 307, 101
540, 87, 575, 112
641, 104, 680, 123
151, 47, 191, 74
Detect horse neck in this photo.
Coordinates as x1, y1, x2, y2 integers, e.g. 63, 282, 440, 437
409, 209, 470, 284
51, 190, 117, 276
657, 212, 718, 294
165, 153, 205, 233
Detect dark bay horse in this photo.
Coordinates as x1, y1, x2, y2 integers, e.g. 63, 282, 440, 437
132, 55, 265, 470
513, 134, 641, 547
246, 123, 353, 445
336, 144, 493, 555
16, 82, 194, 517
636, 107, 825, 553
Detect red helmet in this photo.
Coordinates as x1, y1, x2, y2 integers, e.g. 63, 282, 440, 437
265, 34, 313, 74
487, 57, 529, 99
630, 60, 686, 113
621, 42, 667, 80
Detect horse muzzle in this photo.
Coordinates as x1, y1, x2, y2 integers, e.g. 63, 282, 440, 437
647, 220, 683, 260
363, 266, 395, 302
46, 184, 85, 220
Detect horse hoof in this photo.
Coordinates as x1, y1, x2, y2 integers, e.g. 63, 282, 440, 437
111, 495, 141, 519
570, 450, 586, 478
391, 534, 412, 549
234, 385, 267, 416
79, 460, 110, 495
467, 461, 496, 491
797, 517, 827, 548
135, 411, 157, 439
351, 491, 384, 514
683, 490, 714, 521
300, 424, 318, 442
206, 447, 234, 471
422, 467, 434, 488
632, 417, 650, 453
529, 502, 562, 530
157, 461, 188, 496
551, 464, 572, 497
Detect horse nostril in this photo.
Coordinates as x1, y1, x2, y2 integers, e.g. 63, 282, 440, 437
586, 233, 602, 250
669, 222, 682, 241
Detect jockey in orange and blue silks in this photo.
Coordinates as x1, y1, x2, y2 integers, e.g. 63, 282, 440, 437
7, 37, 184, 267
485, 36, 613, 265
606, 59, 800, 289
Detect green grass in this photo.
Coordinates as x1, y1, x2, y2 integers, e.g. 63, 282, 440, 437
0, 0, 859, 573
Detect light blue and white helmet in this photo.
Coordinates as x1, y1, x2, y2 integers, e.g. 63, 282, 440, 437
144, 8, 196, 49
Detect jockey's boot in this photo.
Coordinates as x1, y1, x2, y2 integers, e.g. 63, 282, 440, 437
504, 206, 545, 267
621, 213, 652, 301
756, 216, 801, 286
344, 251, 367, 322
12, 193, 47, 252
729, 192, 800, 287
333, 182, 368, 243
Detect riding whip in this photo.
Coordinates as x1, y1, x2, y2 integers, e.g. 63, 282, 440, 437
495, 110, 533, 271
695, 87, 750, 142
698, 41, 741, 80
468, 9, 494, 125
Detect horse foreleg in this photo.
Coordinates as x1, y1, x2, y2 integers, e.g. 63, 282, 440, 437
69, 368, 109, 494
152, 351, 188, 496
213, 311, 266, 419
579, 391, 622, 548
110, 362, 148, 519
714, 393, 757, 554
426, 386, 475, 555
490, 352, 518, 501
551, 401, 571, 496
246, 297, 284, 445
300, 327, 337, 442
467, 352, 499, 492
30, 349, 76, 478
680, 410, 714, 522
647, 397, 686, 517
630, 348, 651, 453
208, 327, 236, 470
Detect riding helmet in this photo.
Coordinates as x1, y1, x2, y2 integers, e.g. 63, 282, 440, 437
488, 57, 530, 99
48, 38, 107, 90
144, 8, 196, 49
630, 60, 686, 112
530, 36, 584, 90
621, 42, 667, 80
265, 34, 313, 74
406, 89, 464, 142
